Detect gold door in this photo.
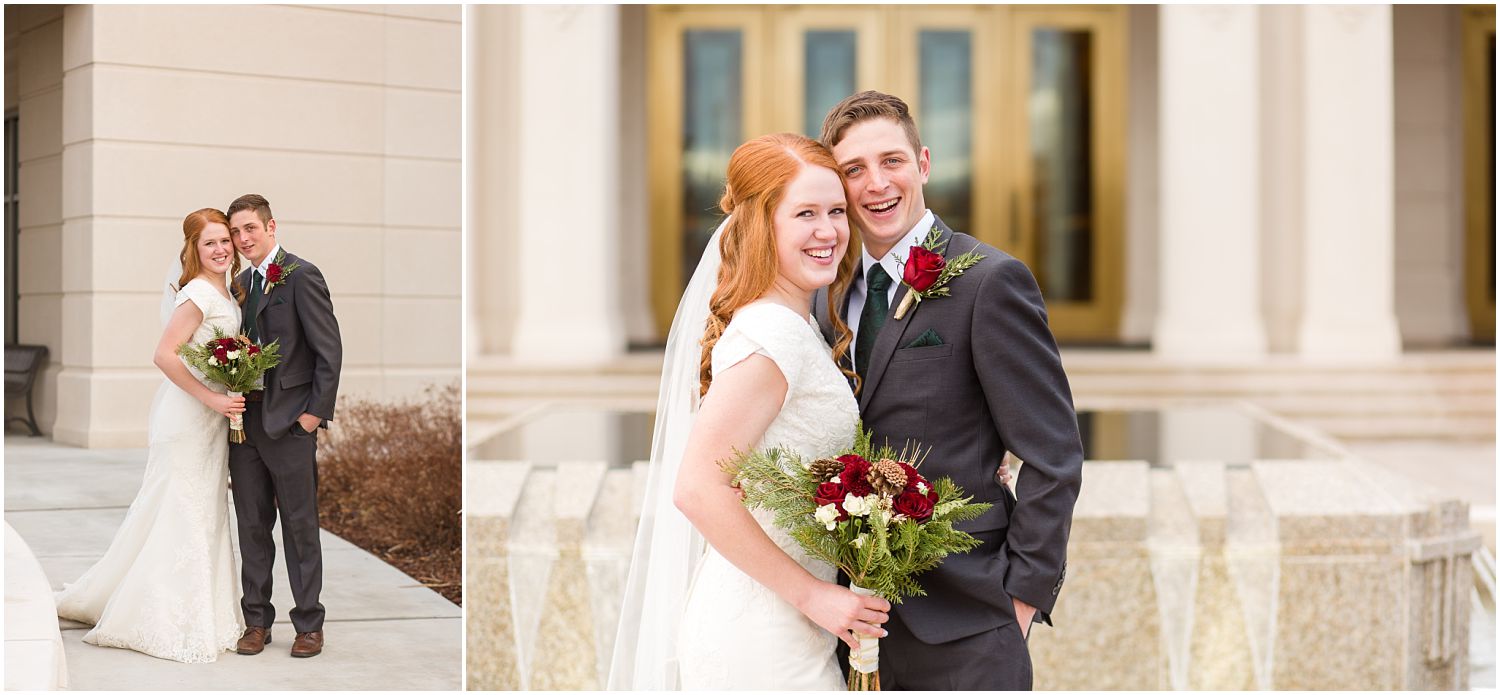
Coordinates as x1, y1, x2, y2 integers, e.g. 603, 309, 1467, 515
1463, 5, 1495, 343
648, 5, 1127, 341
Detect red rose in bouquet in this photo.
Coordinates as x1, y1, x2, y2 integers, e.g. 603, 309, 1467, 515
815, 481, 849, 520
902, 246, 946, 292
266, 263, 284, 285
893, 490, 935, 521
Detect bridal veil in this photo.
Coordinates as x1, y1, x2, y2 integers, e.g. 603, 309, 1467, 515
606, 220, 727, 690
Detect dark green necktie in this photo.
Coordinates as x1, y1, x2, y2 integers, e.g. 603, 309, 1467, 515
244, 270, 263, 342
855, 264, 892, 380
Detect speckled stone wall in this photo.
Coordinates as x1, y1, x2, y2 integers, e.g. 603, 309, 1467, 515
465, 458, 1481, 691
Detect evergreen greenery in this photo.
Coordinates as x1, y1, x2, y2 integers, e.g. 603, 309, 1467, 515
722, 423, 992, 603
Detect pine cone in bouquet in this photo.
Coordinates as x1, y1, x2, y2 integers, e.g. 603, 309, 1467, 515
809, 457, 844, 483
869, 458, 908, 497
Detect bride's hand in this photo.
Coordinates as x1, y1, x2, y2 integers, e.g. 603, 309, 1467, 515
203, 393, 246, 419
796, 581, 891, 651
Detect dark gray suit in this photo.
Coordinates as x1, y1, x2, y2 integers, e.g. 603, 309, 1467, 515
815, 216, 1083, 690
229, 249, 342, 634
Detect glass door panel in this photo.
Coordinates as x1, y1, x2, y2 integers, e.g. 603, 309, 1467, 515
1029, 28, 1095, 303
803, 31, 857, 137
681, 30, 744, 285
919, 30, 976, 236
1009, 7, 1124, 341
650, 5, 1125, 342
648, 7, 768, 335
773, 8, 883, 139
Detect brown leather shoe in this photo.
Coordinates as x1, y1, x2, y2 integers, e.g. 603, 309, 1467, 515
290, 631, 323, 658
236, 626, 271, 655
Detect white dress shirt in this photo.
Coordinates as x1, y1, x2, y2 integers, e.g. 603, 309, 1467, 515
249, 243, 283, 293
848, 209, 935, 362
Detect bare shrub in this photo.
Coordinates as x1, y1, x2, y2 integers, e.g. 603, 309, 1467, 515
317, 382, 462, 604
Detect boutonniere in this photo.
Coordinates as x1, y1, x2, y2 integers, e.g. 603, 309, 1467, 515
891, 226, 985, 320
263, 250, 300, 295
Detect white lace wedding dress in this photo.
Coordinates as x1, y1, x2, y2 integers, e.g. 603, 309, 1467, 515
55, 277, 246, 663
676, 301, 860, 690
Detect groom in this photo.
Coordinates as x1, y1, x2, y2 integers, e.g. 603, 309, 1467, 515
227, 194, 343, 658
814, 91, 1084, 690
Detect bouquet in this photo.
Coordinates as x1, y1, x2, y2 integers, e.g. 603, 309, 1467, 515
722, 424, 992, 690
177, 327, 281, 443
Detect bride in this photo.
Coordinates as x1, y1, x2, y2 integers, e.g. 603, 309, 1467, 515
610, 133, 890, 690
55, 208, 248, 662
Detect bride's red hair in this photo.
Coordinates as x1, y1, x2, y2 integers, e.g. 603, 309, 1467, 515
699, 133, 860, 397
179, 208, 244, 303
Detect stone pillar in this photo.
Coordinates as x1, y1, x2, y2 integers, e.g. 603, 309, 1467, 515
466, 5, 521, 358
1120, 5, 1160, 344
509, 5, 627, 363
1153, 6, 1267, 360
1296, 6, 1401, 360
53, 4, 155, 448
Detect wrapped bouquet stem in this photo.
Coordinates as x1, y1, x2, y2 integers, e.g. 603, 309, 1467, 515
226, 390, 246, 443
847, 584, 881, 690
724, 424, 992, 691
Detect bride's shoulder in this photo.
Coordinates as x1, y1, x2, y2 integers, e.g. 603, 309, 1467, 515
726, 301, 809, 335
174, 277, 228, 311
714, 301, 817, 382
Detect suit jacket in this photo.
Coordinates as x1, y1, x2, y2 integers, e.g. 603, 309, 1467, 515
237, 250, 343, 440
814, 215, 1083, 645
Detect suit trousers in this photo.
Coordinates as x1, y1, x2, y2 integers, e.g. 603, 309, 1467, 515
228, 401, 325, 633
879, 607, 1033, 690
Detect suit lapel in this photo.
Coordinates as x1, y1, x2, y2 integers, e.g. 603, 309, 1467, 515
857, 219, 956, 410
253, 249, 292, 324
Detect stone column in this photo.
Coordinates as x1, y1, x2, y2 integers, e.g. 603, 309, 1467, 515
466, 5, 521, 358
1295, 6, 1401, 360
509, 5, 627, 363
1153, 6, 1267, 360
54, 4, 152, 447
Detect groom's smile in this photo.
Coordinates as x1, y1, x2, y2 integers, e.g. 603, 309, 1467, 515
832, 117, 931, 259
229, 209, 277, 267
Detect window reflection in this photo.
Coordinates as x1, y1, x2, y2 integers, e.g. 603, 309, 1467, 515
1030, 29, 1094, 302
804, 31, 857, 138
919, 31, 974, 236
682, 30, 743, 284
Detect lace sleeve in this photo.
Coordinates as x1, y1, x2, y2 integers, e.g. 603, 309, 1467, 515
711, 303, 811, 393
173, 279, 214, 315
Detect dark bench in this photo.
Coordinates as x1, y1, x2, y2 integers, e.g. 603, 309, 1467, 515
5, 344, 48, 436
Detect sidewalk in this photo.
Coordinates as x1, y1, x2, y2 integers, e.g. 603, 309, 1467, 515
3, 437, 462, 690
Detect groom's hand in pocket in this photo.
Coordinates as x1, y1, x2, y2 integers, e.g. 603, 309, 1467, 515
297, 412, 322, 433
1013, 597, 1037, 639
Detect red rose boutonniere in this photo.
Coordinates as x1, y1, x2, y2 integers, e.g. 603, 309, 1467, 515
263, 249, 301, 295
891, 225, 986, 320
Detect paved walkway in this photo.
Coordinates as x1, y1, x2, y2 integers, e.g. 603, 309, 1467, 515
4, 437, 461, 690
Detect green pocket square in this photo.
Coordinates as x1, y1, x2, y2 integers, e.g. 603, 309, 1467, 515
903, 329, 944, 349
